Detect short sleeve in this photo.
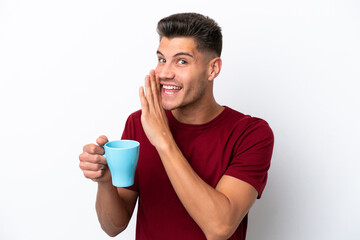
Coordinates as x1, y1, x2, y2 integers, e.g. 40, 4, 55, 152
224, 119, 274, 198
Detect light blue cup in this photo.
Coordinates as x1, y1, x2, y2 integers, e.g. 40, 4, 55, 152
104, 140, 140, 187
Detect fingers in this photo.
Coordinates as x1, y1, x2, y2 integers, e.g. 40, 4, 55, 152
139, 86, 149, 113
149, 70, 160, 108
144, 75, 153, 104
142, 69, 161, 111
149, 69, 161, 95
155, 71, 161, 94
150, 69, 161, 100
79, 158, 106, 171
79, 151, 108, 180
83, 143, 105, 155
79, 151, 107, 165
82, 169, 106, 180
80, 136, 111, 182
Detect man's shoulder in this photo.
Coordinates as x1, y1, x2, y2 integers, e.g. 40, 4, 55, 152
126, 109, 142, 122
224, 106, 272, 134
224, 106, 268, 123
123, 110, 143, 128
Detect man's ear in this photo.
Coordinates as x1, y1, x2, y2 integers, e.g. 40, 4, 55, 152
208, 57, 222, 81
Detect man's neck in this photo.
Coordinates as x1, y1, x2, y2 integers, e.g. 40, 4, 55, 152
171, 101, 224, 125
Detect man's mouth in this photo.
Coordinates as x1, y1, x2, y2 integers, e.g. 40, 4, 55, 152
161, 84, 182, 95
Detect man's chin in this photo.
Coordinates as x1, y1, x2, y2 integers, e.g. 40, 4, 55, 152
162, 105, 175, 111
161, 102, 177, 111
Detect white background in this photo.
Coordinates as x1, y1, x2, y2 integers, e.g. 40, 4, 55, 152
1, 0, 359, 239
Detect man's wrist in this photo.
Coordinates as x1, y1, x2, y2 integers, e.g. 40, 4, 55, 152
97, 178, 114, 189
155, 134, 178, 157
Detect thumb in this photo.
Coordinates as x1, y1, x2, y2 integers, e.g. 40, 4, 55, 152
96, 135, 109, 146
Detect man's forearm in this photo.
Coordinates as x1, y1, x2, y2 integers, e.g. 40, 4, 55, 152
156, 139, 239, 239
95, 182, 132, 237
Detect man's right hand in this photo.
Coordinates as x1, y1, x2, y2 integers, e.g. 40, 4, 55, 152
79, 135, 111, 183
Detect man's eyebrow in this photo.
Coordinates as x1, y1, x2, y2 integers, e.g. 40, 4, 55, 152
156, 50, 194, 58
174, 52, 194, 58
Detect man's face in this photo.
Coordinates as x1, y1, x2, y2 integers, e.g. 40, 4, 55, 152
155, 37, 213, 111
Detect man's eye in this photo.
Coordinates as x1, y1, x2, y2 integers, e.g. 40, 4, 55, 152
178, 59, 187, 64
159, 58, 166, 63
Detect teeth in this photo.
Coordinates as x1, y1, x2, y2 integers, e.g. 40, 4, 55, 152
164, 90, 175, 95
162, 85, 181, 90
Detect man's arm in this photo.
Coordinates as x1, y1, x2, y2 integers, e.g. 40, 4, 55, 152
79, 136, 138, 237
156, 138, 257, 239
95, 183, 138, 237
139, 71, 258, 239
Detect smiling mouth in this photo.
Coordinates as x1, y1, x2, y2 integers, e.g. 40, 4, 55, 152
161, 84, 182, 95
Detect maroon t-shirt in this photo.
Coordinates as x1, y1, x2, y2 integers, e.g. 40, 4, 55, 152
122, 106, 274, 240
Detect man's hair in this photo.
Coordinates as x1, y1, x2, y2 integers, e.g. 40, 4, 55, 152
157, 13, 222, 57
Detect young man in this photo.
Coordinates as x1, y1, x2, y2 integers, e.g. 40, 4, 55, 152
79, 13, 274, 240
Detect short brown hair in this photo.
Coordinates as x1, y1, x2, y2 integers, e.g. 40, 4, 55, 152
157, 13, 223, 57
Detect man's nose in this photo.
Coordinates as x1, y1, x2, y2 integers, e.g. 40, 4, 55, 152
156, 64, 175, 80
